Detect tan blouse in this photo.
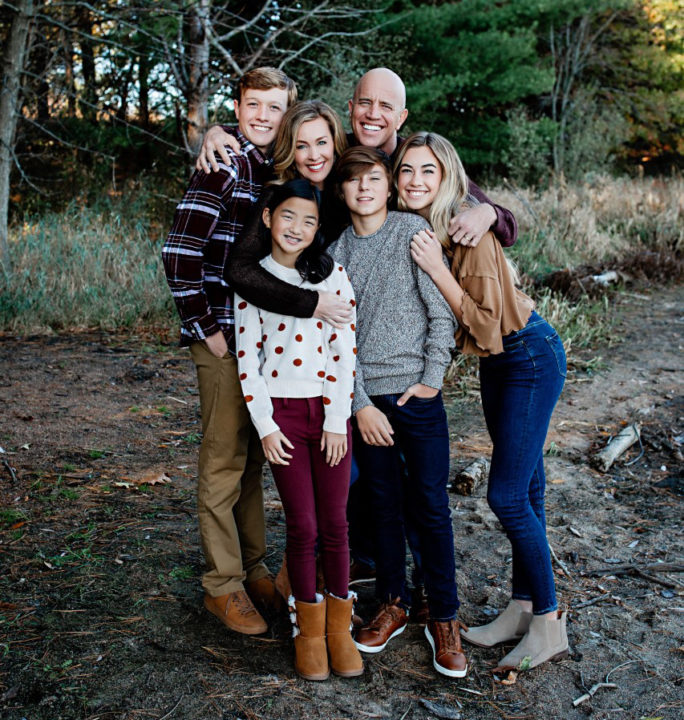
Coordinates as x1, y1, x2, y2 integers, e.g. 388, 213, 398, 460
451, 232, 534, 356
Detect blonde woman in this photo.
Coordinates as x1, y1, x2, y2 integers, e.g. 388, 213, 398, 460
394, 131, 569, 673
225, 100, 350, 319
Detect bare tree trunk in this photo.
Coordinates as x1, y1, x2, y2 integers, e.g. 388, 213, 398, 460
185, 0, 210, 155
76, 4, 97, 121
550, 11, 618, 176
0, 0, 34, 273
138, 53, 150, 129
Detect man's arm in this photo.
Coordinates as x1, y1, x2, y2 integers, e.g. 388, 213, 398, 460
196, 125, 241, 172
449, 179, 518, 248
162, 167, 231, 342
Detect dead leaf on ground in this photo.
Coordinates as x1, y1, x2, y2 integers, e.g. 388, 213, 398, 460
118, 469, 172, 487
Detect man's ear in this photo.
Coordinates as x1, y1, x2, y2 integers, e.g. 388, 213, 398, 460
233, 98, 241, 122
396, 108, 408, 131
348, 98, 354, 116
262, 207, 271, 228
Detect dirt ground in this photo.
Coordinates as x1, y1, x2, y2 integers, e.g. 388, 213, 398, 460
1, 284, 682, 720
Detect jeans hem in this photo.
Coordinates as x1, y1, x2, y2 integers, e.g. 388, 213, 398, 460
533, 604, 558, 615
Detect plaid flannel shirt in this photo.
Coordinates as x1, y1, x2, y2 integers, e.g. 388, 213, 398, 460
162, 129, 273, 348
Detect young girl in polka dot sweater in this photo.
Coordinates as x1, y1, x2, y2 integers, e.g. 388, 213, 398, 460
234, 179, 362, 681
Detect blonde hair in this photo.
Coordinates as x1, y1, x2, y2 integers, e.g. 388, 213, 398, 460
395, 131, 520, 282
272, 100, 348, 183
394, 131, 470, 258
237, 67, 298, 107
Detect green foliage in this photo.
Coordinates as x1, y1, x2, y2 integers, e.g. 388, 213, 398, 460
0, 184, 177, 333
502, 109, 557, 185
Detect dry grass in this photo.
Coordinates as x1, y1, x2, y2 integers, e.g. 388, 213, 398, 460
0, 199, 175, 334
1, 175, 680, 336
489, 174, 683, 276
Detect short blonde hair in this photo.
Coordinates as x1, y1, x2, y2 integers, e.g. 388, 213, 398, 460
394, 131, 469, 257
237, 67, 298, 107
273, 100, 348, 183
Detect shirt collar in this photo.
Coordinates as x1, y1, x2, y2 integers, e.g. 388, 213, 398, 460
234, 128, 272, 167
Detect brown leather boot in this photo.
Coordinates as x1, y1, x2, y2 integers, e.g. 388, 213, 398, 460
246, 574, 284, 615
325, 593, 364, 678
290, 594, 329, 681
275, 553, 292, 602
204, 590, 267, 635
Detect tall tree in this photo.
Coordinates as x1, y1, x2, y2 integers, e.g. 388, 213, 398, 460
0, 0, 35, 272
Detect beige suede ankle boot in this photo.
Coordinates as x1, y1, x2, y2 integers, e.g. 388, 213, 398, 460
461, 600, 532, 648
495, 610, 569, 672
290, 594, 329, 681
325, 592, 363, 678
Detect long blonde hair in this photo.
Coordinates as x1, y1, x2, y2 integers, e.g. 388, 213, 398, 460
394, 131, 470, 258
272, 100, 348, 183
395, 131, 520, 283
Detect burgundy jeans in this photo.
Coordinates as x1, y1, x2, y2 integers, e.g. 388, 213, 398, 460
270, 397, 351, 601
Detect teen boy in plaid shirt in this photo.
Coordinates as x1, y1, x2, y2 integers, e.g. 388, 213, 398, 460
162, 67, 298, 635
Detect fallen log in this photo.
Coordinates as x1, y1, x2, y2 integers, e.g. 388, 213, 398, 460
451, 457, 489, 496
591, 423, 641, 472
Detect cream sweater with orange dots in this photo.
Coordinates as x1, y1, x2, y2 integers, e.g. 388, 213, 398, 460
234, 254, 357, 439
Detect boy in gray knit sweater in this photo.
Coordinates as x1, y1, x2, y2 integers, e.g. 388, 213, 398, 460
330, 147, 468, 678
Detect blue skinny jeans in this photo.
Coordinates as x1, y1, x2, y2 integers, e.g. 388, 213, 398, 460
479, 312, 566, 615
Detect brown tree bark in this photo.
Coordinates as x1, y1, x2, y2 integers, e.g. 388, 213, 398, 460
0, 0, 35, 273
184, 0, 211, 155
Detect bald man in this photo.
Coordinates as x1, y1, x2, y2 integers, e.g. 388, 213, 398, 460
196, 67, 517, 248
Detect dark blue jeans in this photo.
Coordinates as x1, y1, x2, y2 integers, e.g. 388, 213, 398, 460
354, 392, 459, 621
479, 312, 566, 615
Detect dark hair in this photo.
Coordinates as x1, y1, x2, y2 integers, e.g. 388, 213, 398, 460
334, 145, 394, 205
262, 179, 334, 284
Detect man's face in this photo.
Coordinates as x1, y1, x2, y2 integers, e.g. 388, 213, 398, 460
348, 75, 408, 155
234, 87, 290, 152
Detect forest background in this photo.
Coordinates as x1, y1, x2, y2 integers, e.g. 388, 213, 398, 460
0, 0, 681, 337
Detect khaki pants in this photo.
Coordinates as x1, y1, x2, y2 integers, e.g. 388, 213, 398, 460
190, 341, 269, 596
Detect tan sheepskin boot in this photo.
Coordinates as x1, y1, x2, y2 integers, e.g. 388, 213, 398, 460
461, 600, 533, 648
495, 610, 569, 672
290, 594, 329, 681
325, 592, 364, 678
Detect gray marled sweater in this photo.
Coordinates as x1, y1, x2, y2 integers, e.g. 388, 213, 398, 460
330, 211, 456, 413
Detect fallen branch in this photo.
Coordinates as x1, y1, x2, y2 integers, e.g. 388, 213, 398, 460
591, 423, 641, 472
549, 543, 573, 579
583, 563, 684, 577
2, 457, 17, 482
572, 593, 612, 609
573, 682, 617, 707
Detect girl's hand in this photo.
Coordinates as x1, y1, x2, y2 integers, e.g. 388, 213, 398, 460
321, 431, 348, 466
397, 383, 439, 406
355, 405, 394, 447
195, 126, 241, 172
314, 291, 353, 329
262, 431, 294, 466
410, 229, 447, 278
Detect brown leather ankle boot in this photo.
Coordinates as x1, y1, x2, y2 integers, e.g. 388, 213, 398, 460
290, 594, 329, 681
325, 592, 364, 678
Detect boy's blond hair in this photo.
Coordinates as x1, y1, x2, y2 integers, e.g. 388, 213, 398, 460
236, 67, 298, 107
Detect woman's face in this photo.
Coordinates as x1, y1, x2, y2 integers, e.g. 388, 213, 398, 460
396, 145, 443, 217
294, 117, 336, 189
